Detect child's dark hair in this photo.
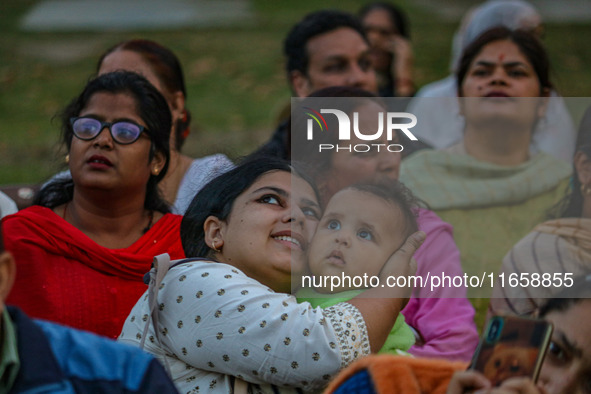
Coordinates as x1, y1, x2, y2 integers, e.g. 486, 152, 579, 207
346, 180, 419, 241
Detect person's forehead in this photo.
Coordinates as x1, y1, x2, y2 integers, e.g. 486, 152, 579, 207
82, 91, 137, 113
325, 188, 363, 209
328, 189, 399, 222
331, 193, 403, 242
245, 170, 315, 200
247, 170, 291, 192
474, 40, 528, 63
306, 27, 369, 63
363, 8, 395, 29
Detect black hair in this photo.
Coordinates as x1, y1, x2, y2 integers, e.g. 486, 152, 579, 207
35, 71, 172, 213
456, 27, 552, 96
359, 1, 410, 39
181, 157, 319, 258
97, 39, 190, 151
284, 10, 367, 78
346, 180, 419, 242
538, 273, 591, 317
548, 106, 591, 218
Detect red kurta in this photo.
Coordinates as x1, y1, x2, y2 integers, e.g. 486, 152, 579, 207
3, 206, 185, 338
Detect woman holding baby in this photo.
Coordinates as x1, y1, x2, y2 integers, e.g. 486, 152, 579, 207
120, 157, 423, 393
119, 75, 485, 393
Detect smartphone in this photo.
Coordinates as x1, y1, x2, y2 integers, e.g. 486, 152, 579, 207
470, 315, 553, 387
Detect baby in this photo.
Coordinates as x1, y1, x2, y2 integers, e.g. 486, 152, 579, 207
298, 181, 419, 353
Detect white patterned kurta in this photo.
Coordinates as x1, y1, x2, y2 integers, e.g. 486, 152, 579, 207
119, 259, 370, 393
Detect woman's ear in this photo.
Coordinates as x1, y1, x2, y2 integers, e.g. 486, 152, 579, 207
574, 151, 591, 185
204, 215, 225, 252
150, 150, 167, 177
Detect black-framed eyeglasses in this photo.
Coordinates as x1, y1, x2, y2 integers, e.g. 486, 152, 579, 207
70, 117, 148, 145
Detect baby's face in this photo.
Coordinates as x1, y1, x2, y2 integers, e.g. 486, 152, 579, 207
308, 188, 406, 292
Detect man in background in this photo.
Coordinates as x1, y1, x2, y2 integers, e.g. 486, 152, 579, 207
250, 9, 377, 158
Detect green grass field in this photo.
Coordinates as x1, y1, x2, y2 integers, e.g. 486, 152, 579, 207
1, 0, 590, 184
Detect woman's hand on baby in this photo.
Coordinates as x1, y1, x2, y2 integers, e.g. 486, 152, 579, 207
378, 231, 424, 298
379, 231, 423, 278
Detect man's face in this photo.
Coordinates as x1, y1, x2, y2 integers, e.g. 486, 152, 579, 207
291, 27, 378, 97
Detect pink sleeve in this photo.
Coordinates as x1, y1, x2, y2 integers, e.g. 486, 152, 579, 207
401, 209, 479, 362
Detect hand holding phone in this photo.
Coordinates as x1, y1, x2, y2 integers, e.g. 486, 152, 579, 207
446, 370, 544, 394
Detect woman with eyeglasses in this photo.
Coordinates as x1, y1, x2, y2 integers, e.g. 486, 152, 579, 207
48, 39, 234, 214
96, 39, 234, 214
2, 71, 185, 339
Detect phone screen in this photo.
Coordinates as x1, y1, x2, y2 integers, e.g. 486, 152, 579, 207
470, 315, 553, 387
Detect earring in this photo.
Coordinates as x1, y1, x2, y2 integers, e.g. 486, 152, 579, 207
211, 241, 221, 253
65, 154, 70, 164
581, 184, 591, 196
152, 167, 160, 176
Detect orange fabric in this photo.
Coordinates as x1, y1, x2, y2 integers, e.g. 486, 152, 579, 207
326, 355, 468, 394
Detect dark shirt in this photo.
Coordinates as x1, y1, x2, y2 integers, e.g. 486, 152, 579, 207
8, 306, 178, 393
